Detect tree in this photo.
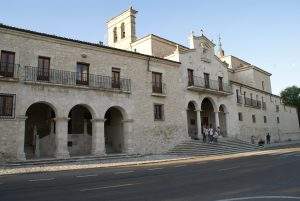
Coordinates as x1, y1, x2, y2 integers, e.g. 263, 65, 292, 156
280, 86, 300, 126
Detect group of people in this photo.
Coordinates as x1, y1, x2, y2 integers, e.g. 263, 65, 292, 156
251, 133, 271, 146
202, 125, 221, 144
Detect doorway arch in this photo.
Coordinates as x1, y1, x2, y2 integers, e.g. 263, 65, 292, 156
104, 107, 125, 154
201, 98, 216, 129
25, 102, 56, 159
187, 101, 198, 139
68, 105, 93, 156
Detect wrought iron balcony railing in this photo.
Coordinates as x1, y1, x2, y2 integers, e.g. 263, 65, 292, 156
24, 66, 131, 92
244, 97, 262, 109
187, 76, 232, 93
152, 82, 167, 95
0, 62, 19, 78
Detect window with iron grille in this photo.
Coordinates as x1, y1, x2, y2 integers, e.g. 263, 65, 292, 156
204, 73, 210, 88
152, 72, 162, 93
76, 62, 89, 85
154, 104, 164, 121
187, 69, 194, 86
0, 94, 15, 118
238, 112, 243, 121
264, 116, 267, 123
112, 68, 121, 89
252, 114, 256, 123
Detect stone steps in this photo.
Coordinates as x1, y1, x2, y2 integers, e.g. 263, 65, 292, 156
168, 137, 261, 156
1, 153, 143, 167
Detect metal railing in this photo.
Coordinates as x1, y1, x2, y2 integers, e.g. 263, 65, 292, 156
244, 97, 262, 109
152, 82, 166, 94
0, 62, 19, 78
188, 76, 232, 93
24, 66, 131, 92
262, 102, 267, 110
237, 95, 243, 104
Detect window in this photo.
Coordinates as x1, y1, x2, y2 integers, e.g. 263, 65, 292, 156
121, 23, 125, 38
37, 56, 50, 81
236, 89, 242, 104
262, 81, 265, 90
238, 112, 243, 121
0, 94, 15, 118
276, 105, 279, 112
252, 115, 256, 123
204, 73, 210, 88
152, 72, 162, 93
76, 62, 89, 85
112, 68, 120, 89
113, 27, 118, 42
277, 117, 280, 124
187, 69, 194, 86
154, 104, 164, 120
218, 76, 223, 91
264, 116, 267, 123
0, 51, 15, 77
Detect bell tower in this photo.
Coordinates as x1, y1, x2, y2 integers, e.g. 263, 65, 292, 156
107, 7, 138, 50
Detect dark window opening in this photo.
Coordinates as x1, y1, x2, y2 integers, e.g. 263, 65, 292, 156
154, 104, 164, 120
0, 51, 15, 77
76, 63, 89, 85
37, 56, 50, 81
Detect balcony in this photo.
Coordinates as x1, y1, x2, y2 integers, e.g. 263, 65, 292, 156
236, 95, 243, 104
24, 66, 131, 93
244, 97, 262, 109
262, 102, 267, 110
152, 82, 167, 97
0, 62, 19, 79
187, 76, 232, 95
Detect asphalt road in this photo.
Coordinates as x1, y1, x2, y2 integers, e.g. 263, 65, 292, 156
1, 151, 300, 201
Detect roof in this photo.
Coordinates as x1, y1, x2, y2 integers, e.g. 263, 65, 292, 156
133, 34, 190, 50
0, 23, 180, 65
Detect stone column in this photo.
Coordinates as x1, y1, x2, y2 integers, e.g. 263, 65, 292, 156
16, 115, 27, 161
54, 117, 70, 159
91, 118, 106, 156
214, 110, 220, 128
196, 110, 202, 137
225, 112, 229, 137
122, 119, 134, 154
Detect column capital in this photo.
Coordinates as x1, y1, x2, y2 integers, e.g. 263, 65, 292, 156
122, 119, 134, 123
16, 115, 27, 121
54, 117, 70, 122
91, 118, 106, 123
195, 109, 202, 112
214, 110, 220, 113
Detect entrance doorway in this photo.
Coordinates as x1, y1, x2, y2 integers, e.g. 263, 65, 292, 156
25, 102, 56, 159
201, 98, 215, 129
104, 107, 124, 154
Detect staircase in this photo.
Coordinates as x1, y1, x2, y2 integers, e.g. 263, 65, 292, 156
167, 137, 261, 156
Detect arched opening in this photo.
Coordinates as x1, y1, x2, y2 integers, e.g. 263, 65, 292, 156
219, 105, 227, 137
121, 23, 125, 38
25, 102, 56, 159
104, 107, 124, 154
187, 101, 198, 139
201, 98, 215, 129
68, 105, 92, 157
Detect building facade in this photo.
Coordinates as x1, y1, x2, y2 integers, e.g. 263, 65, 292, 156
0, 7, 299, 161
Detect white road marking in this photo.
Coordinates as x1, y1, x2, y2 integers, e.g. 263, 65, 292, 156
219, 166, 241, 171
76, 174, 98, 178
147, 167, 164, 171
28, 178, 55, 182
80, 182, 141, 192
215, 195, 300, 201
174, 164, 187, 168
114, 170, 134, 175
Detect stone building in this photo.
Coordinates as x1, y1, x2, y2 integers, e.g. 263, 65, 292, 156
0, 7, 299, 161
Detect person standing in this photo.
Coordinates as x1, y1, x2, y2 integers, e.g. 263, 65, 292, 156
266, 133, 271, 144
209, 125, 214, 144
202, 125, 207, 143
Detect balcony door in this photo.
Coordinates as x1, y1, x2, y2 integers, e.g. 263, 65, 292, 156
0, 51, 15, 77
218, 76, 223, 91
76, 63, 89, 85
188, 69, 194, 86
37, 57, 50, 81
112, 68, 120, 89
152, 72, 162, 93
204, 73, 210, 88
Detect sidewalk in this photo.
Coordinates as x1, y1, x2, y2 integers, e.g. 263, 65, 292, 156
1, 141, 300, 176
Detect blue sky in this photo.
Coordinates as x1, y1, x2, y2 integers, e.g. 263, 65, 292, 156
1, 0, 299, 95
